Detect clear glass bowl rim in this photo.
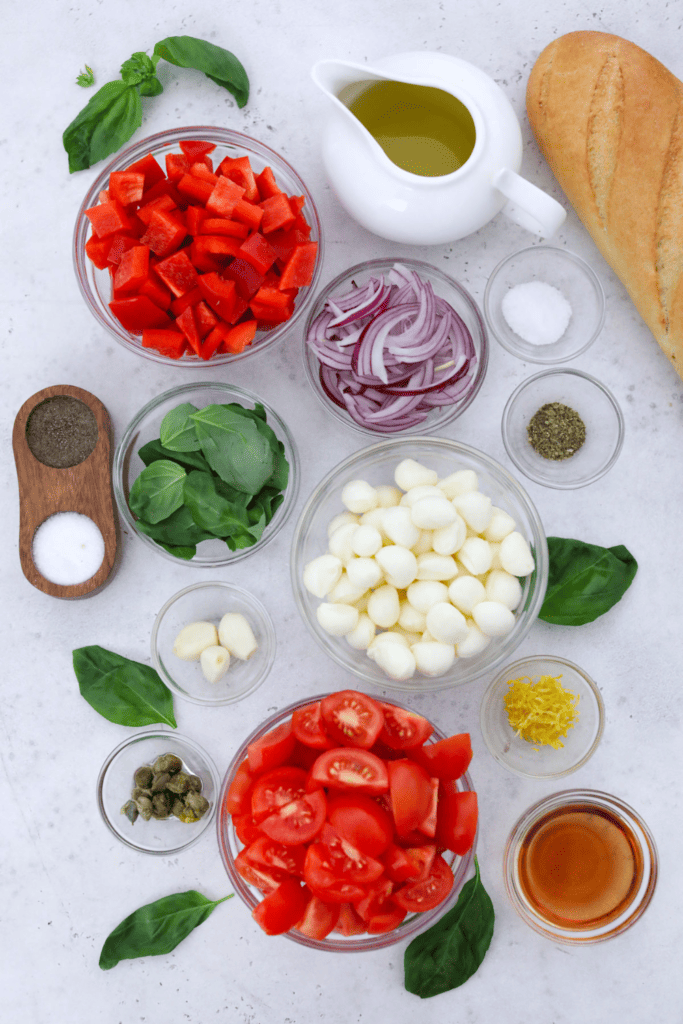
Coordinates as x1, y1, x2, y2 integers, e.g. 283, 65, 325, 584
73, 124, 324, 366
216, 691, 478, 951
112, 380, 300, 567
302, 256, 489, 436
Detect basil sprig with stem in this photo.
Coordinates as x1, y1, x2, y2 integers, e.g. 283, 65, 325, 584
73, 645, 177, 728
540, 537, 638, 625
100, 891, 232, 969
64, 35, 249, 172
404, 857, 494, 998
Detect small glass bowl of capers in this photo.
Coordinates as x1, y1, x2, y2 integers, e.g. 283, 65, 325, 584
97, 730, 220, 854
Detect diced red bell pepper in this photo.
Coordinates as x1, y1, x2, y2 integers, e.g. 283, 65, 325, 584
256, 165, 283, 200
85, 199, 135, 239
108, 171, 145, 206
266, 227, 309, 261
222, 257, 266, 299
201, 324, 228, 361
137, 194, 177, 225
177, 173, 214, 205
200, 217, 250, 239
259, 193, 295, 234
279, 242, 318, 290
140, 209, 187, 258
165, 152, 190, 182
189, 161, 219, 185
179, 139, 217, 163
194, 300, 218, 338
191, 235, 243, 263
106, 234, 139, 265
221, 319, 257, 353
250, 286, 295, 324
205, 176, 245, 217
175, 305, 202, 356
113, 245, 149, 293
232, 198, 263, 231
218, 155, 259, 201
109, 296, 172, 333
85, 235, 111, 270
141, 327, 187, 358
197, 272, 237, 321
186, 206, 207, 235
126, 152, 166, 190
170, 286, 203, 316
139, 269, 173, 310
139, 177, 185, 208
154, 249, 199, 297
238, 232, 277, 274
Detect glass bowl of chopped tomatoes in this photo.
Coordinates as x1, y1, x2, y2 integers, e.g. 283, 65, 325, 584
73, 126, 323, 364
216, 690, 478, 950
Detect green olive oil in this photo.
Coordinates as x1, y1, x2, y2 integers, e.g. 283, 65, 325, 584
339, 79, 476, 177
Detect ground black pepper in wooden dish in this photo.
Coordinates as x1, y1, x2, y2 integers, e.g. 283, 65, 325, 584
26, 395, 99, 468
527, 402, 586, 461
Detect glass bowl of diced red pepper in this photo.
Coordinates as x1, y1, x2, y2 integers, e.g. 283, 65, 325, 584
216, 689, 478, 950
73, 126, 323, 364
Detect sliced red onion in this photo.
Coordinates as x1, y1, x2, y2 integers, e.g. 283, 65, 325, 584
306, 263, 479, 432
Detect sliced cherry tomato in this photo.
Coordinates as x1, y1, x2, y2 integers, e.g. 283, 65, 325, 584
243, 835, 306, 876
382, 842, 436, 884
407, 733, 473, 780
303, 843, 368, 904
435, 790, 478, 854
224, 758, 254, 816
288, 739, 323, 771
320, 690, 385, 749
393, 853, 454, 912
234, 847, 289, 894
310, 748, 388, 795
378, 703, 434, 749
353, 877, 394, 921
366, 900, 408, 934
387, 759, 434, 838
252, 878, 309, 935
295, 891, 340, 940
291, 700, 334, 749
318, 822, 384, 885
260, 788, 327, 846
327, 794, 394, 857
233, 812, 263, 846
418, 777, 439, 838
334, 902, 366, 936
247, 721, 296, 775
251, 766, 307, 820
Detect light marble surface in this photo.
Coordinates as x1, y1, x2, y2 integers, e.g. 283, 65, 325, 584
3, 2, 683, 1022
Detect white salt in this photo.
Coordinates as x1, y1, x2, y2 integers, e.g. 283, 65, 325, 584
32, 512, 105, 585
501, 280, 572, 346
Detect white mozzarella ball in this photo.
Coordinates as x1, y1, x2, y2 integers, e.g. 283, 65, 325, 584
407, 579, 449, 614
400, 484, 444, 508
411, 641, 456, 677
303, 554, 343, 598
375, 484, 402, 508
472, 600, 516, 637
484, 507, 517, 542
328, 522, 358, 563
410, 494, 458, 530
382, 505, 421, 548
416, 552, 458, 581
327, 574, 367, 605
367, 584, 400, 627
438, 469, 478, 498
485, 569, 523, 610
351, 524, 383, 557
346, 556, 383, 591
359, 507, 386, 532
316, 602, 359, 637
394, 459, 438, 491
398, 600, 427, 634
327, 511, 359, 537
500, 531, 535, 576
458, 536, 493, 576
375, 545, 418, 589
367, 640, 416, 680
455, 622, 490, 658
345, 613, 376, 650
453, 491, 493, 533
448, 575, 486, 614
432, 515, 467, 555
425, 602, 469, 644
369, 630, 409, 648
341, 479, 379, 514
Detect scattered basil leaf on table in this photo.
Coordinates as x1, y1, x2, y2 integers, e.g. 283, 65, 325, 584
404, 857, 494, 998
540, 537, 638, 625
99, 890, 232, 970
76, 64, 95, 87
73, 646, 177, 728
63, 36, 249, 172
128, 460, 187, 524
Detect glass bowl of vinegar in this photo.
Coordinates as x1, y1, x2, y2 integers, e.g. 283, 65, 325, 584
504, 789, 658, 943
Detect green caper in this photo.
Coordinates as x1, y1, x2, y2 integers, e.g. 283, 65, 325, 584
171, 797, 186, 820
184, 791, 210, 818
153, 753, 182, 775
151, 772, 171, 792
121, 799, 139, 824
186, 774, 202, 793
131, 786, 152, 801
134, 794, 153, 821
133, 766, 154, 788
166, 771, 190, 794
151, 792, 172, 818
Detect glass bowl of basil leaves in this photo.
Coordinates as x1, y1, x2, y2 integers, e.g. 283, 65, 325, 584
113, 382, 299, 566
73, 126, 323, 366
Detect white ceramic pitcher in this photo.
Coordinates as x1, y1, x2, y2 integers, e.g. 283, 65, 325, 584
311, 52, 566, 245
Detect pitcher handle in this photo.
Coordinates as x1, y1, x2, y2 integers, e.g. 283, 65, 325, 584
493, 168, 566, 239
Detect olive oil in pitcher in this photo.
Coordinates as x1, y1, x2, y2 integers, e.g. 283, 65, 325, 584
340, 79, 477, 177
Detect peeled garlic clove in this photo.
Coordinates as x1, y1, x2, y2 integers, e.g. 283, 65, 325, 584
341, 479, 378, 514
394, 459, 438, 491
471, 600, 516, 637
316, 602, 359, 637
500, 532, 535, 576
218, 613, 258, 660
200, 645, 230, 684
173, 621, 219, 661
303, 554, 343, 598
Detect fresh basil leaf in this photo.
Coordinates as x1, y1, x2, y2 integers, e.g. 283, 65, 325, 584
540, 537, 638, 625
159, 402, 201, 452
76, 65, 95, 87
183, 471, 253, 538
191, 405, 273, 494
99, 890, 232, 970
153, 35, 249, 107
135, 504, 215, 547
73, 646, 177, 728
120, 51, 158, 85
63, 79, 141, 172
158, 543, 197, 560
139, 76, 163, 97
129, 460, 186, 524
138, 438, 212, 474
404, 857, 494, 998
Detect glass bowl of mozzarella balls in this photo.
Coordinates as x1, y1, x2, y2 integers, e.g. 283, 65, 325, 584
291, 437, 548, 692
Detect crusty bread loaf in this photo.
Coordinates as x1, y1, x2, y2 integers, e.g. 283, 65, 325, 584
526, 31, 683, 379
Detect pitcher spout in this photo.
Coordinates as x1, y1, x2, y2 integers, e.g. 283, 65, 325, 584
311, 59, 387, 108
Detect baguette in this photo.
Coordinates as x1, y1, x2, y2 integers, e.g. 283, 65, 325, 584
526, 30, 683, 380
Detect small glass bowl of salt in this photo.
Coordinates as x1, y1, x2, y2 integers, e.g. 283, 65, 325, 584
484, 246, 605, 363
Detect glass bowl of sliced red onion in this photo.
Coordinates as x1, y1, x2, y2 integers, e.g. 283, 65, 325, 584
303, 259, 488, 435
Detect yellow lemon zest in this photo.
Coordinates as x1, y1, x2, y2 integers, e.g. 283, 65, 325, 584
504, 673, 579, 750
